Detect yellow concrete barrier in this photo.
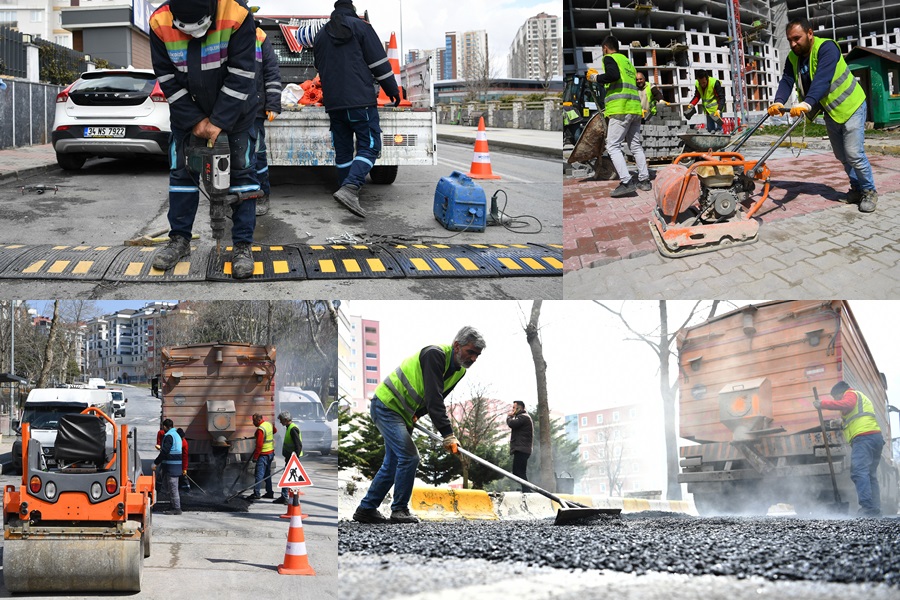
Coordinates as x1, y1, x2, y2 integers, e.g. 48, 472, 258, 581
410, 487, 498, 520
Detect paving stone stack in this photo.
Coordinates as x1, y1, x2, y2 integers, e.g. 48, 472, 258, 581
628, 104, 688, 161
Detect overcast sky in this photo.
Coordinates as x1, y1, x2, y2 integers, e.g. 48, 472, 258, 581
253, 0, 559, 77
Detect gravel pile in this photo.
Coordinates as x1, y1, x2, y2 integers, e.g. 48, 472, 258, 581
339, 515, 900, 586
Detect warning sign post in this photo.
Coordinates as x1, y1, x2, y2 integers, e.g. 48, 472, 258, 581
278, 453, 314, 488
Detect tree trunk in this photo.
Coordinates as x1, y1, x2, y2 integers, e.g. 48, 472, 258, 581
36, 300, 61, 388
659, 301, 681, 500
526, 300, 554, 491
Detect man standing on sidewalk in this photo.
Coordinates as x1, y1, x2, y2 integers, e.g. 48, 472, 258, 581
506, 401, 533, 492
587, 35, 650, 197
767, 18, 877, 213
352, 326, 486, 525
313, 0, 401, 219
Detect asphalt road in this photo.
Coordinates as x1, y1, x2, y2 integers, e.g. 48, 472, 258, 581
339, 515, 900, 600
0, 385, 338, 599
0, 141, 562, 299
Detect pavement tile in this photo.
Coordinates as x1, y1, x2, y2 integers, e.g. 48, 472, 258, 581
856, 235, 896, 253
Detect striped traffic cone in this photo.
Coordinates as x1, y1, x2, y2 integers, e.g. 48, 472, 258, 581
466, 117, 501, 180
377, 32, 412, 107
279, 489, 309, 520
277, 493, 315, 576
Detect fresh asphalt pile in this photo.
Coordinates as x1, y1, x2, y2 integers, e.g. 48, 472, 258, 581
339, 514, 900, 586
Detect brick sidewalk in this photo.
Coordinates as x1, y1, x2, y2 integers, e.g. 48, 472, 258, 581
564, 152, 900, 271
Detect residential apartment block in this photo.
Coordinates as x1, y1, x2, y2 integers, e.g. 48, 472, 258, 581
508, 12, 562, 81
337, 312, 381, 413
444, 29, 490, 81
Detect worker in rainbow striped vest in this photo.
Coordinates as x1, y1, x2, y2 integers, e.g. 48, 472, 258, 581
769, 18, 877, 213
353, 326, 486, 525
149, 0, 261, 279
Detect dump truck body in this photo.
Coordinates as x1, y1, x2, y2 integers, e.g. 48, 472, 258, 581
160, 343, 276, 488
257, 16, 437, 180
677, 300, 899, 515
2, 407, 155, 592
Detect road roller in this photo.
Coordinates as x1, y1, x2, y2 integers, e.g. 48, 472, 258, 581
3, 406, 155, 593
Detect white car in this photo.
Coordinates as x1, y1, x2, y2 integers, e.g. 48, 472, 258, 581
51, 68, 170, 171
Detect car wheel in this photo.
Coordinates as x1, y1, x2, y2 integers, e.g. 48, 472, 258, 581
369, 165, 398, 184
320, 448, 331, 456
56, 153, 86, 171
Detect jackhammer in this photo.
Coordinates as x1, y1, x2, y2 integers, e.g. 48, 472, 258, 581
185, 134, 262, 256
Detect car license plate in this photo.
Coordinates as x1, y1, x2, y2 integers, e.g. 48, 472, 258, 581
84, 126, 126, 138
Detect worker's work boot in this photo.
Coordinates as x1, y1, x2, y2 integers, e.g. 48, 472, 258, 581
636, 179, 652, 192
152, 236, 191, 271
255, 196, 270, 216
352, 507, 390, 524
390, 508, 420, 524
843, 188, 862, 205
858, 190, 877, 213
610, 179, 637, 198
231, 243, 255, 280
333, 184, 367, 218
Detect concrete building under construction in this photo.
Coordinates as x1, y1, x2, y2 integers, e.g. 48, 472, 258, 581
564, 0, 780, 121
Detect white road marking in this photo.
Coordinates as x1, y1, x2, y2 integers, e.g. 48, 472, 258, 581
437, 157, 533, 183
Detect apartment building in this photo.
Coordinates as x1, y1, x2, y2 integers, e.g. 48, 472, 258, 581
784, 0, 900, 55
508, 12, 563, 81
337, 313, 381, 413
445, 29, 490, 81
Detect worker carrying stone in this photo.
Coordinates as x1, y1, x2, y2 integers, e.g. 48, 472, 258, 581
586, 35, 651, 197
686, 69, 725, 132
768, 18, 877, 213
813, 381, 884, 517
635, 71, 664, 121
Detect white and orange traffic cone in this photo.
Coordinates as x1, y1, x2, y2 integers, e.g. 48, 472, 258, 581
377, 32, 412, 107
277, 493, 315, 576
279, 489, 309, 520
466, 117, 501, 180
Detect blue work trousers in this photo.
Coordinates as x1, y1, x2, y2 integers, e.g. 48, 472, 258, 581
254, 117, 270, 197
359, 398, 420, 513
167, 126, 259, 244
825, 101, 876, 193
329, 107, 382, 188
254, 453, 274, 497
850, 432, 884, 512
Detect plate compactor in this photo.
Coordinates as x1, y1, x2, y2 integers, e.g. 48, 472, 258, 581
649, 113, 804, 258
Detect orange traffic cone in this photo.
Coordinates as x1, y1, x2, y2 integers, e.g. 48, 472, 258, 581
279, 489, 309, 520
466, 117, 501, 180
377, 32, 412, 107
277, 493, 315, 576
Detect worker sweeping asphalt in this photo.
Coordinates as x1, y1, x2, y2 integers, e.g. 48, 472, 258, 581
352, 326, 486, 525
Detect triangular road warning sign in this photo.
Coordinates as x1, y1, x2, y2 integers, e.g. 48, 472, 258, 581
278, 453, 314, 488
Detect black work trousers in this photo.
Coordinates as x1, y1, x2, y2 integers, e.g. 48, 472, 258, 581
512, 451, 531, 493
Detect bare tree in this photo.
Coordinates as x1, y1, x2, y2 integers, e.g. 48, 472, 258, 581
592, 301, 720, 500
449, 384, 505, 489
36, 300, 62, 388
462, 44, 501, 102
524, 300, 555, 490
592, 426, 626, 496
535, 28, 561, 90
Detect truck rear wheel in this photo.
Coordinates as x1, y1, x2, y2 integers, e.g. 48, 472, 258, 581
369, 165, 398, 184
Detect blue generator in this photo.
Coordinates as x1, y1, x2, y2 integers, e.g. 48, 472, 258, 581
433, 171, 487, 232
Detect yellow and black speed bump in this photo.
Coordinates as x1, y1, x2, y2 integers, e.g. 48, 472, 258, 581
299, 244, 404, 279
104, 244, 209, 282
0, 243, 32, 272
384, 244, 498, 277
206, 244, 306, 281
466, 243, 563, 276
0, 244, 124, 280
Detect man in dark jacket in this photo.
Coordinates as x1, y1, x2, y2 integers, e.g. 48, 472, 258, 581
313, 0, 401, 219
149, 0, 260, 279
154, 419, 183, 514
253, 21, 282, 216
506, 401, 534, 492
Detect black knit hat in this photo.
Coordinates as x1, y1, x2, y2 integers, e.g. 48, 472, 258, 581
171, 0, 213, 23
334, 0, 354, 7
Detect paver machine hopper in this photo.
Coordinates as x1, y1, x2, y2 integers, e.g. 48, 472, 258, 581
3, 407, 155, 592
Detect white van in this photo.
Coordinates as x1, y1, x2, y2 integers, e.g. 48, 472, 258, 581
12, 388, 115, 472
276, 387, 332, 456
86, 377, 107, 389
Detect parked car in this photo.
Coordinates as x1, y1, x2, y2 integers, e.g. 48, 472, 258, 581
109, 389, 127, 417
51, 68, 170, 171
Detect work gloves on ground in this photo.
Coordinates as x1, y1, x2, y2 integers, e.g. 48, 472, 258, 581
790, 101, 811, 118
586, 68, 598, 83
442, 434, 460, 454
767, 102, 785, 117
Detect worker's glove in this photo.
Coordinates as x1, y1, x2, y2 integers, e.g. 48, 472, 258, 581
642, 109, 648, 118
586, 68, 598, 83
266, 111, 278, 122
790, 101, 811, 118
442, 434, 460, 454
767, 102, 785, 117
389, 93, 401, 107
684, 105, 696, 119
812, 399, 822, 410
711, 110, 722, 123
155, 444, 161, 450
182, 470, 187, 476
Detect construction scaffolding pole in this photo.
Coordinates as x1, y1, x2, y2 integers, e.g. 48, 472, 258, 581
726, 0, 749, 126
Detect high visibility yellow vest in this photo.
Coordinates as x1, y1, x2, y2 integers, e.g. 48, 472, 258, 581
787, 36, 865, 124
258, 420, 275, 453
375, 344, 466, 427
603, 53, 642, 118
695, 78, 720, 115
282, 421, 302, 457
841, 389, 881, 444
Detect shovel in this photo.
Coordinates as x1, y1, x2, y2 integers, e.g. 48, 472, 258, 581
813, 387, 850, 515
225, 466, 285, 502
413, 423, 621, 525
